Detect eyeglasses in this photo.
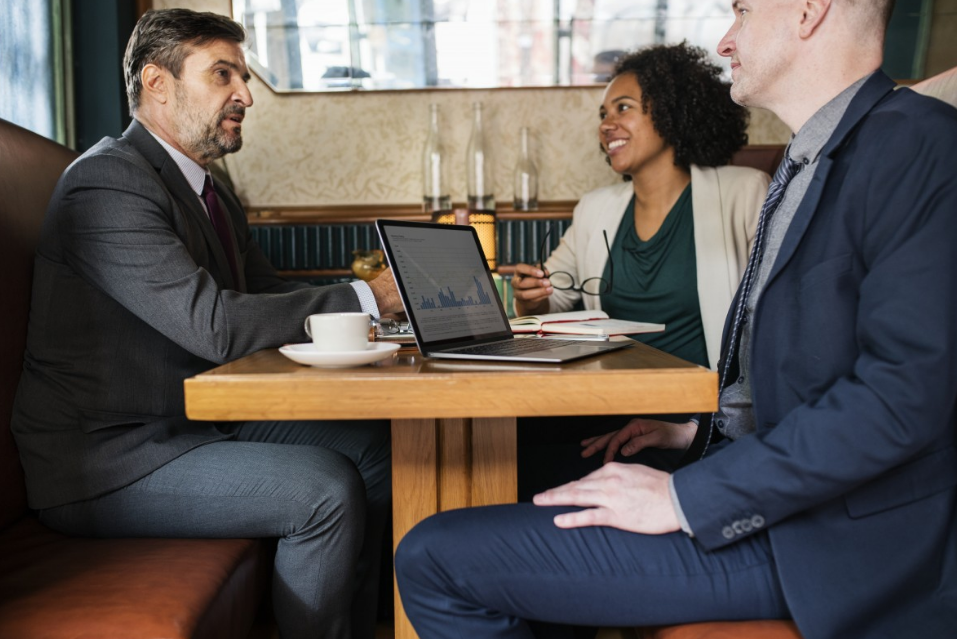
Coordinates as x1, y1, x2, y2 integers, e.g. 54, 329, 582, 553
537, 229, 613, 296
373, 318, 412, 335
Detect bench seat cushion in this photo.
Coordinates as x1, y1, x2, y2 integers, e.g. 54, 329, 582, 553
0, 516, 271, 639
643, 620, 801, 638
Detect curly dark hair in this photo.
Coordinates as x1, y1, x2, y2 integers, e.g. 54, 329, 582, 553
604, 42, 749, 172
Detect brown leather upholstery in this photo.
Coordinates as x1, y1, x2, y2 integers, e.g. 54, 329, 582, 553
730, 144, 786, 176
641, 621, 801, 638
0, 518, 271, 639
0, 118, 77, 527
0, 117, 270, 638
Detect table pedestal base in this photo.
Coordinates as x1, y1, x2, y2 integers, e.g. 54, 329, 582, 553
391, 417, 517, 639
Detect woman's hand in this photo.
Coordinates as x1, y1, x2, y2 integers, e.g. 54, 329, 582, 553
512, 262, 553, 316
581, 418, 698, 465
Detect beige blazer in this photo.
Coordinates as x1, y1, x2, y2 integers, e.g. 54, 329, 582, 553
535, 164, 770, 369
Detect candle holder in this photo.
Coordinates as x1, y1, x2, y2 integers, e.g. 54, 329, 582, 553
431, 209, 497, 271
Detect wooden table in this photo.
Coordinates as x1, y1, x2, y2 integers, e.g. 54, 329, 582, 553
184, 341, 717, 639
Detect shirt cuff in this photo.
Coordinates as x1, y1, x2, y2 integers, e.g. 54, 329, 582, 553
669, 474, 695, 537
350, 281, 380, 319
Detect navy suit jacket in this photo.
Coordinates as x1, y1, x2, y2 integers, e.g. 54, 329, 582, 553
674, 72, 957, 638
12, 120, 363, 510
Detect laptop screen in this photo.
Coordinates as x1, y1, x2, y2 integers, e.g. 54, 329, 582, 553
376, 220, 513, 347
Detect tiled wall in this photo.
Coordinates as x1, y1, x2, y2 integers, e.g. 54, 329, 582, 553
153, 0, 800, 209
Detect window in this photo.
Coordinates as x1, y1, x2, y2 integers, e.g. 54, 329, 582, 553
234, 0, 738, 92
233, 0, 934, 93
0, 0, 66, 141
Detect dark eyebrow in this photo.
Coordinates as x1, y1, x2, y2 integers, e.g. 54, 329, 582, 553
610, 95, 638, 105
211, 59, 251, 82
599, 93, 638, 114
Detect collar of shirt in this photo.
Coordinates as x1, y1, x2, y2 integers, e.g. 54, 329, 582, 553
787, 72, 872, 166
143, 125, 209, 198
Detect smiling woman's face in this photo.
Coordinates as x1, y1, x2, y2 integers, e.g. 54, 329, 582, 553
598, 73, 672, 179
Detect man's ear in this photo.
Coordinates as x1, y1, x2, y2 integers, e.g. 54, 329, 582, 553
799, 0, 832, 39
141, 64, 170, 105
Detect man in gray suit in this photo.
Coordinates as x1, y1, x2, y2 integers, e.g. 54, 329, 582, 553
11, 9, 400, 639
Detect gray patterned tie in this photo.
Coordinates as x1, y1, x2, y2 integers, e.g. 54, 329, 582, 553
694, 155, 803, 459
718, 154, 802, 391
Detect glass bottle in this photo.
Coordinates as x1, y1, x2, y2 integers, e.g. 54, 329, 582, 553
513, 126, 539, 211
466, 102, 495, 211
422, 104, 451, 213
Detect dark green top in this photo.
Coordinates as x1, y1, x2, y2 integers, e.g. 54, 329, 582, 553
600, 185, 710, 368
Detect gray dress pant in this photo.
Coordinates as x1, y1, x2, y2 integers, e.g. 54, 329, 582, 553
38, 419, 391, 639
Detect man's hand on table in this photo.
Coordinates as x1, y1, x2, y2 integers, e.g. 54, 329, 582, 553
367, 268, 404, 315
533, 463, 681, 534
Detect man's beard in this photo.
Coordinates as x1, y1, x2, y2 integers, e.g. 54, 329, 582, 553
190, 107, 244, 163
175, 87, 244, 163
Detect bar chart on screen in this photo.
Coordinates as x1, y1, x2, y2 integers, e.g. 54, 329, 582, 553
388, 230, 489, 310
383, 223, 508, 342
418, 277, 494, 309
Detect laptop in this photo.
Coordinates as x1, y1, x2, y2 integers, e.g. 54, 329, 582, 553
375, 219, 633, 363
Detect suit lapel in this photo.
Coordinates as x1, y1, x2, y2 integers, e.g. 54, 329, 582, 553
122, 121, 240, 290
763, 72, 898, 288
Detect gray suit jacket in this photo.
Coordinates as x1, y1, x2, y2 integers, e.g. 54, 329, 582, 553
12, 120, 362, 509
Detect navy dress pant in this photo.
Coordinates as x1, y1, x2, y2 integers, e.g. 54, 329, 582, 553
395, 503, 791, 639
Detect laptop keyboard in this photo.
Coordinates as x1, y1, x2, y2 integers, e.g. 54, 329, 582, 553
445, 337, 585, 356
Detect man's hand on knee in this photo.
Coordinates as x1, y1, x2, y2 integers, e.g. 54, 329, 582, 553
532, 463, 680, 534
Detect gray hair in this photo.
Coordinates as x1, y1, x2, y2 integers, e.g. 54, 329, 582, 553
124, 9, 246, 115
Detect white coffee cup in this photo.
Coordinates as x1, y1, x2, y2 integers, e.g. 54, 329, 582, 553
304, 312, 372, 352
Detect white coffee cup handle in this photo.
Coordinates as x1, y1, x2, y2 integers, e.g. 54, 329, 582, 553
304, 317, 313, 338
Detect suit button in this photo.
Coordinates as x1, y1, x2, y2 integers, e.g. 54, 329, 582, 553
732, 521, 743, 534
737, 376, 744, 383
741, 519, 753, 532
751, 515, 765, 528
722, 526, 735, 539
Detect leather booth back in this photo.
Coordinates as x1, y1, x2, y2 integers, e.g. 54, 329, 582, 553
730, 144, 785, 177
0, 118, 77, 527
911, 65, 957, 109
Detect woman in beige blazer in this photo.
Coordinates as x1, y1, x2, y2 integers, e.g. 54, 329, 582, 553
532, 165, 767, 371
515, 43, 770, 498
514, 43, 769, 371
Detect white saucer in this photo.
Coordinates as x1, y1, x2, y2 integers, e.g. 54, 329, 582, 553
279, 342, 401, 368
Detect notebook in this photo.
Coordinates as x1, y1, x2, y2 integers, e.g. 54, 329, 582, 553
375, 219, 633, 363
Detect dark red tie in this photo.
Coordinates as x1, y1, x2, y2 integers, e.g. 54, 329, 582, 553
202, 175, 240, 285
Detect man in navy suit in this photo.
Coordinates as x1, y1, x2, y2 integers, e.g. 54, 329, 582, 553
394, 1, 957, 637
